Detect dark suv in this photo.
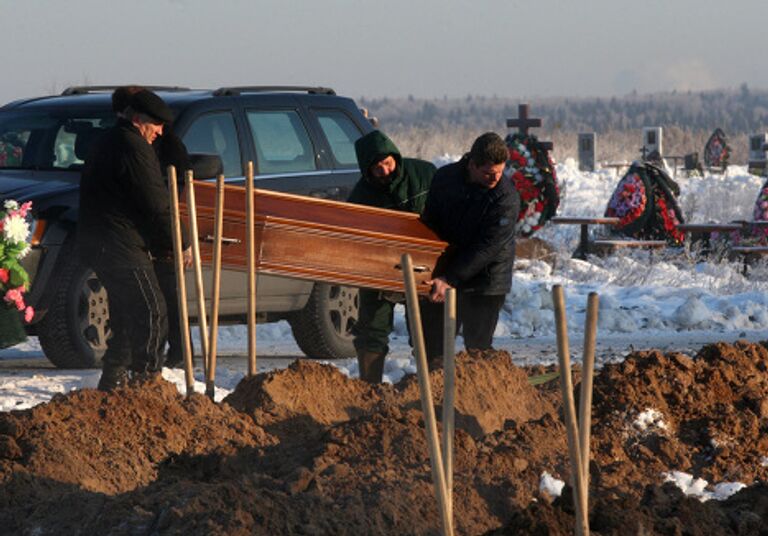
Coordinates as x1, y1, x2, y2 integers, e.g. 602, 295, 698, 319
0, 85, 373, 368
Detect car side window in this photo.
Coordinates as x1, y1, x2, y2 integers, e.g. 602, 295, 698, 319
246, 110, 316, 174
314, 109, 362, 167
181, 112, 241, 177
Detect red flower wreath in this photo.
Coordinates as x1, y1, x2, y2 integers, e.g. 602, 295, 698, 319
504, 133, 559, 237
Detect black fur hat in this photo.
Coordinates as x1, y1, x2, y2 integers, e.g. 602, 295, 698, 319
129, 89, 173, 123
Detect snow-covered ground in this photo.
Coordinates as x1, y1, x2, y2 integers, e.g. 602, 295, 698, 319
3, 158, 766, 501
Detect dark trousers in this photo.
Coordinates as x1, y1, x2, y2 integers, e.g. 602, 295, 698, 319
421, 293, 506, 361
92, 261, 168, 373
153, 259, 192, 365
352, 289, 397, 355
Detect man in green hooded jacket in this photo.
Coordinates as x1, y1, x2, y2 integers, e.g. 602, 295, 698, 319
348, 130, 436, 382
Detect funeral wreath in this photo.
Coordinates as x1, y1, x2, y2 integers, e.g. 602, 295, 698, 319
504, 133, 559, 237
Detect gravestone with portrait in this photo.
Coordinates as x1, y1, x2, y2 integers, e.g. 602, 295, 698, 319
578, 133, 596, 172
642, 127, 663, 164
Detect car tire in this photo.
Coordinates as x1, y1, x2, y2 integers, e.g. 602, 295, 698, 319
36, 250, 109, 368
289, 283, 357, 359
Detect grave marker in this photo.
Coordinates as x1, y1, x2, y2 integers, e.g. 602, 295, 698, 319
578, 133, 596, 172
642, 127, 663, 160
506, 104, 553, 150
749, 133, 768, 175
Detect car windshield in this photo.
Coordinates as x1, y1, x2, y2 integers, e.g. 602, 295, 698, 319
0, 109, 116, 171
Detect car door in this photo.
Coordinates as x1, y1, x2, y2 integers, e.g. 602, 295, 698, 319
178, 108, 313, 317
303, 106, 372, 200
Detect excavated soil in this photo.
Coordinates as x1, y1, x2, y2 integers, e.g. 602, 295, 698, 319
2, 342, 768, 535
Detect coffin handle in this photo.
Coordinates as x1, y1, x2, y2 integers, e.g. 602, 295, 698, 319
202, 235, 242, 245
394, 263, 430, 273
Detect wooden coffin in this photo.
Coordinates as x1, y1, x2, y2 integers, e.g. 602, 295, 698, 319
183, 181, 447, 294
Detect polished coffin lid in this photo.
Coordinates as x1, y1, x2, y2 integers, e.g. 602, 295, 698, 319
184, 181, 447, 294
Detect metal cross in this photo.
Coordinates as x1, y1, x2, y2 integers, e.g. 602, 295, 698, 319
507, 104, 553, 151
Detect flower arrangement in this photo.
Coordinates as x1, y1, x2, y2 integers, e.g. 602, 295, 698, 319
743, 180, 768, 244
0, 141, 23, 168
605, 171, 648, 227
654, 191, 685, 244
605, 163, 685, 245
1, 199, 34, 323
504, 133, 559, 237
703, 128, 730, 169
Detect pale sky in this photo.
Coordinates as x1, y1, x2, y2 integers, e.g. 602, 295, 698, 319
1, 0, 766, 104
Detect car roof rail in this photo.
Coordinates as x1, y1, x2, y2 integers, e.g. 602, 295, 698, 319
61, 85, 191, 96
212, 86, 336, 97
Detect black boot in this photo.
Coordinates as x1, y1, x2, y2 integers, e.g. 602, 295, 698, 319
357, 350, 386, 383
97, 364, 129, 392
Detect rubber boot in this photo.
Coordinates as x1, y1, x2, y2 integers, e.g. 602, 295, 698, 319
427, 355, 444, 372
97, 364, 129, 392
357, 350, 386, 383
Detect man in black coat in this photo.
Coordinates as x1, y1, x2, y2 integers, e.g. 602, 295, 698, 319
420, 132, 520, 364
78, 89, 183, 391
111, 86, 193, 369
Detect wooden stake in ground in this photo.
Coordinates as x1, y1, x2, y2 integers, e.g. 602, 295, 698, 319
205, 174, 225, 399
402, 253, 454, 536
167, 165, 195, 397
245, 161, 257, 377
185, 170, 210, 378
442, 287, 456, 522
579, 292, 599, 485
552, 284, 589, 536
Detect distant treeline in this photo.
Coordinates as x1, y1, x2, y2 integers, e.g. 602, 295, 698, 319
360, 85, 768, 164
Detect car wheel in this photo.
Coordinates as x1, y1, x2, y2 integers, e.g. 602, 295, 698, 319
289, 283, 357, 359
36, 251, 109, 368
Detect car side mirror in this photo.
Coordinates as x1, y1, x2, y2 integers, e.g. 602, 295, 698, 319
188, 153, 223, 179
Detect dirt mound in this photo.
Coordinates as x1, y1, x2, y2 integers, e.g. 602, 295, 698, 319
588, 341, 768, 495
0, 377, 271, 495
1, 343, 768, 535
396, 351, 556, 438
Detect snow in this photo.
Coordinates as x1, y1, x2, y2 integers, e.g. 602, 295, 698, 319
663, 471, 747, 502
2, 158, 768, 500
633, 408, 669, 432
539, 471, 566, 499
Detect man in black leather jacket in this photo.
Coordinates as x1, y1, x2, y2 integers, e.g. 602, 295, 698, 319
420, 132, 520, 364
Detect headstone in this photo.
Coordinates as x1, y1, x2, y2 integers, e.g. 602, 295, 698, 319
642, 127, 663, 159
748, 133, 768, 175
578, 133, 596, 172
683, 152, 703, 176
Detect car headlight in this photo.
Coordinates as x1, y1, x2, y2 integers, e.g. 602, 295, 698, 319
29, 217, 47, 247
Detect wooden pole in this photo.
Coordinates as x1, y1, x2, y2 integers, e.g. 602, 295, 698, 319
402, 253, 454, 536
579, 292, 599, 486
245, 161, 257, 377
442, 287, 456, 522
185, 170, 210, 379
167, 165, 195, 397
552, 284, 589, 536
206, 174, 225, 400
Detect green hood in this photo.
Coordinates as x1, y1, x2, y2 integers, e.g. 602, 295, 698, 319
354, 130, 403, 183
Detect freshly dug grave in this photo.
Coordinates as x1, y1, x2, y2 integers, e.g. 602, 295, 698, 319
1, 343, 768, 535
